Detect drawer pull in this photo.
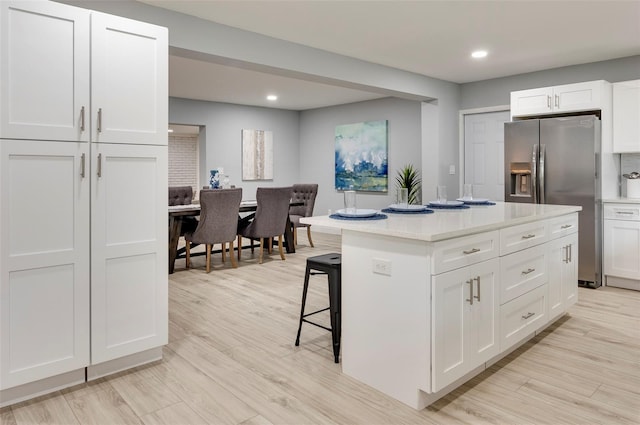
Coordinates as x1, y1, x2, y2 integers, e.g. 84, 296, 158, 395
615, 211, 635, 215
522, 312, 535, 320
521, 268, 536, 275
521, 234, 536, 239
560, 224, 572, 229
463, 248, 480, 255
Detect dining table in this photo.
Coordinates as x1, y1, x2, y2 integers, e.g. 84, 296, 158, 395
168, 200, 302, 273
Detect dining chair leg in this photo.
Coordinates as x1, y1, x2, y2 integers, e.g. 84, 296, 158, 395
221, 243, 226, 263
267, 237, 273, 254
206, 244, 212, 273
237, 235, 242, 260
185, 241, 191, 268
229, 240, 238, 268
293, 227, 298, 247
307, 226, 314, 247
278, 235, 285, 260
258, 238, 264, 264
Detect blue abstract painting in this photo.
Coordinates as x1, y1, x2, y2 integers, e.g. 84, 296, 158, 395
335, 120, 388, 192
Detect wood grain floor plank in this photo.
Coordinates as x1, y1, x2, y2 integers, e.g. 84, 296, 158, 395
9, 393, 79, 425
0, 407, 17, 425
140, 401, 209, 425
65, 385, 142, 425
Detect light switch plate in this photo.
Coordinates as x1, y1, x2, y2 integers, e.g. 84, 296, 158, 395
372, 258, 392, 276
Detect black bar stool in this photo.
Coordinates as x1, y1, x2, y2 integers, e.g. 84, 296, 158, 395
295, 253, 342, 363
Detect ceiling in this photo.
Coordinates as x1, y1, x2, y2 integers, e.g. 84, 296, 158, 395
144, 0, 640, 111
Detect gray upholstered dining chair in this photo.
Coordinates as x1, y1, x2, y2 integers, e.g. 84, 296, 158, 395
184, 188, 242, 272
168, 185, 198, 234
237, 186, 293, 264
289, 183, 318, 247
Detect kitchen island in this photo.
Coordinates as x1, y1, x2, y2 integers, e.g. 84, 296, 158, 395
301, 202, 581, 410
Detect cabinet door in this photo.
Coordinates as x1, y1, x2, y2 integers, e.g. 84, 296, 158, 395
604, 219, 640, 280
510, 87, 553, 117
612, 80, 640, 153
548, 233, 578, 319
0, 1, 90, 142
91, 13, 168, 146
91, 143, 168, 364
553, 81, 603, 114
0, 140, 90, 389
432, 258, 499, 392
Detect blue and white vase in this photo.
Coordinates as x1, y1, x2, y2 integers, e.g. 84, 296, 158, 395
209, 169, 220, 189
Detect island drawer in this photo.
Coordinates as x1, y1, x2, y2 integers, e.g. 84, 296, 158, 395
547, 213, 579, 240
500, 220, 548, 256
500, 284, 548, 351
432, 231, 499, 275
499, 243, 547, 304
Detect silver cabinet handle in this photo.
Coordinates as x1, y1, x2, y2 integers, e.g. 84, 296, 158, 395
466, 279, 474, 305
521, 268, 535, 275
561, 224, 572, 229
474, 276, 481, 301
568, 244, 572, 263
554, 94, 559, 108
521, 234, 536, 239
547, 95, 551, 109
615, 211, 635, 215
463, 248, 480, 255
522, 312, 535, 320
562, 245, 568, 263
80, 106, 85, 132
97, 108, 103, 133
97, 153, 102, 177
81, 153, 86, 178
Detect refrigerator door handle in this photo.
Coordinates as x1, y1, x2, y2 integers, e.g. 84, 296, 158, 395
539, 144, 546, 204
532, 144, 538, 203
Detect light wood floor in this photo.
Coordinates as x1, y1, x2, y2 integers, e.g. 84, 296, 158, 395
2, 232, 639, 424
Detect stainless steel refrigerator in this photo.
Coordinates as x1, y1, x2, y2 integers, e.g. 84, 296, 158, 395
504, 115, 601, 287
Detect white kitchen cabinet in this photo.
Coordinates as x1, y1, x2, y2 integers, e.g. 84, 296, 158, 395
91, 143, 168, 364
0, 0, 167, 406
0, 1, 168, 145
0, 140, 90, 389
500, 284, 548, 350
548, 233, 578, 319
511, 81, 606, 117
0, 1, 90, 141
604, 204, 640, 281
612, 80, 640, 153
432, 258, 500, 392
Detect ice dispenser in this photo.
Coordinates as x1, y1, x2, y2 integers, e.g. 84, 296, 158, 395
509, 162, 532, 197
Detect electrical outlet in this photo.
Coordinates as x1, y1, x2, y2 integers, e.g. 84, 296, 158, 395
372, 258, 392, 276
449, 165, 456, 175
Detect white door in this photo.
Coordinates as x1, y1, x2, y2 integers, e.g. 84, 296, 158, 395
91, 13, 168, 145
0, 140, 90, 389
91, 143, 168, 364
464, 111, 509, 201
0, 1, 90, 142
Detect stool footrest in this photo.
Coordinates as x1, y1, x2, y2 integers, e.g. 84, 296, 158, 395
301, 319, 332, 333
302, 307, 329, 318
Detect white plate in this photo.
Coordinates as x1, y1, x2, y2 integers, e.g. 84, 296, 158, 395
335, 208, 378, 217
456, 198, 490, 204
428, 200, 464, 207
388, 204, 428, 212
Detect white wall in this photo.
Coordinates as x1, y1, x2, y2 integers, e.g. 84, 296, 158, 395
169, 97, 300, 199
299, 98, 422, 215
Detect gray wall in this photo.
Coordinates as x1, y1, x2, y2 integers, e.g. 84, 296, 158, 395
169, 97, 300, 199
461, 56, 640, 109
299, 97, 422, 215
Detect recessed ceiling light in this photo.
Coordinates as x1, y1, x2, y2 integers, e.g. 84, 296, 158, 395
471, 50, 488, 59
266, 95, 278, 101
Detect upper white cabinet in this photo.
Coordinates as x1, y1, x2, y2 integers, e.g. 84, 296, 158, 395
511, 81, 606, 117
612, 80, 640, 153
91, 13, 168, 145
0, 1, 90, 141
0, 2, 168, 145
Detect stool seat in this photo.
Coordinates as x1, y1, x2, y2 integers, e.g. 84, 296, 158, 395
295, 253, 342, 363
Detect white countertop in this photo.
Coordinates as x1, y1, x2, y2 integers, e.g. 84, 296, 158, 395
602, 197, 640, 204
301, 202, 581, 242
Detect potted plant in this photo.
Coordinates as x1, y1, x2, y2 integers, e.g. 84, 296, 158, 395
395, 164, 422, 205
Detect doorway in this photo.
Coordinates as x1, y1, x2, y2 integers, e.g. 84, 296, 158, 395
168, 124, 201, 196
461, 109, 510, 201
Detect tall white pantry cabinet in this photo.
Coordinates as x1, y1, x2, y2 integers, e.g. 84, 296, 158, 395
0, 0, 168, 406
